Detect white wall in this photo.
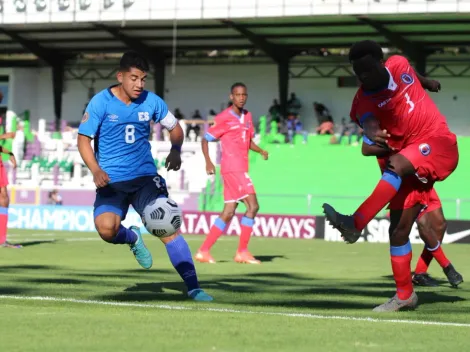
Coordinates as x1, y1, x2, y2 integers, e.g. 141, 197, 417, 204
9, 65, 470, 135
10, 68, 39, 120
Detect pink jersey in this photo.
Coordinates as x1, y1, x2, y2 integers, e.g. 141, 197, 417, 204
350, 55, 451, 151
206, 107, 255, 174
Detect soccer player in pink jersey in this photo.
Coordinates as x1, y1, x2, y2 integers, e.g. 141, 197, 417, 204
195, 82, 268, 264
323, 40, 459, 311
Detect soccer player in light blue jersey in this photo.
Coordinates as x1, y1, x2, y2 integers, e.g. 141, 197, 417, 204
77, 51, 212, 301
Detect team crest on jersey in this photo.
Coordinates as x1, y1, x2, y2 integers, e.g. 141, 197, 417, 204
81, 112, 89, 123
401, 73, 414, 85
419, 143, 431, 156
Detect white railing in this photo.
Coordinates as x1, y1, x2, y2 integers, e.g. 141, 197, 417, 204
2, 0, 470, 24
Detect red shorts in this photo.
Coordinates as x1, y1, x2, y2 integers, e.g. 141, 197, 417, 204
0, 164, 8, 188
399, 133, 459, 183
222, 172, 255, 203
378, 158, 442, 217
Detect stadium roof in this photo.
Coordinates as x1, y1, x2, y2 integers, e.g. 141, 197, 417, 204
1, 13, 470, 67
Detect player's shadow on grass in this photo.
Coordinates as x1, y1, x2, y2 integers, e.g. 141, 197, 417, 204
16, 240, 57, 247
20, 278, 85, 285
381, 274, 454, 288
0, 264, 60, 271
416, 291, 466, 305
216, 255, 286, 264
99, 282, 190, 302
0, 286, 32, 295
256, 255, 287, 263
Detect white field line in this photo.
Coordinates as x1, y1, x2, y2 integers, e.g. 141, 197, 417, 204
1, 295, 469, 328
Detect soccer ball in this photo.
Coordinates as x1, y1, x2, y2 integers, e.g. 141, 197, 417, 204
142, 197, 182, 238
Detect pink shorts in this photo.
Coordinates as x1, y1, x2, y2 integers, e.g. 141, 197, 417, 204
222, 172, 255, 203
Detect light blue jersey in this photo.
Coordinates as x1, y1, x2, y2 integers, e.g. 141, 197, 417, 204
78, 86, 177, 183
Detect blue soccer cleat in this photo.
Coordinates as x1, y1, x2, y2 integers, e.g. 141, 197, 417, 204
128, 225, 153, 269
188, 289, 213, 302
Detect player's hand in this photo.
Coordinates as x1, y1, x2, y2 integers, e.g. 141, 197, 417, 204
9, 155, 17, 169
368, 129, 395, 150
427, 80, 441, 93
93, 169, 110, 188
165, 149, 182, 171
260, 150, 269, 160
206, 161, 215, 175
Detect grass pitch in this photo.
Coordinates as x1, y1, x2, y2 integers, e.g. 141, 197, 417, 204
1, 230, 469, 352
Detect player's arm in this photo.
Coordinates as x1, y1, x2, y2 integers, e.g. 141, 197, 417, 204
77, 98, 110, 188
0, 145, 17, 168
361, 141, 391, 157
0, 132, 16, 140
153, 96, 183, 171
249, 140, 268, 160
415, 71, 441, 93
392, 55, 440, 93
201, 116, 227, 175
359, 112, 393, 150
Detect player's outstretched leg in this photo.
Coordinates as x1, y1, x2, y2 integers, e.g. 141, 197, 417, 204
96, 213, 153, 270
195, 202, 238, 264
415, 208, 463, 287
235, 195, 260, 264
164, 234, 213, 301
324, 155, 415, 243
373, 207, 420, 312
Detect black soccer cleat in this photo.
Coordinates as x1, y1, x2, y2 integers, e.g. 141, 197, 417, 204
412, 273, 439, 287
443, 263, 463, 288
322, 203, 362, 244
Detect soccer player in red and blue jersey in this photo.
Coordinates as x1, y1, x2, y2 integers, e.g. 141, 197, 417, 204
323, 40, 459, 311
195, 83, 268, 264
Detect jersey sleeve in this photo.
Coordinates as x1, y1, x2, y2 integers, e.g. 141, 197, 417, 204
249, 113, 255, 138
151, 93, 178, 131
205, 115, 227, 142
386, 55, 411, 77
78, 95, 105, 139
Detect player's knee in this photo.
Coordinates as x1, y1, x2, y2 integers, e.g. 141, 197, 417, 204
246, 202, 259, 217
95, 217, 120, 242
389, 225, 411, 245
388, 154, 415, 177
220, 209, 236, 222
0, 193, 9, 207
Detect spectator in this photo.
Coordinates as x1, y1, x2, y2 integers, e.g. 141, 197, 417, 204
48, 189, 63, 205
336, 118, 362, 146
185, 109, 203, 141
269, 99, 281, 122
313, 102, 332, 127
174, 108, 184, 120
287, 93, 302, 117
286, 113, 308, 144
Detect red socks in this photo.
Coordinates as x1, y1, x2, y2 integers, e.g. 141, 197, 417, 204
238, 216, 255, 252
199, 216, 255, 253
428, 242, 451, 269
199, 218, 226, 252
354, 171, 402, 231
391, 241, 413, 300
414, 242, 451, 274
414, 248, 433, 274
0, 207, 8, 244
